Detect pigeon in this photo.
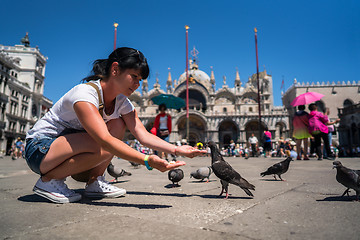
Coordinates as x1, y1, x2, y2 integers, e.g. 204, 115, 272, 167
333, 161, 360, 201
168, 169, 184, 187
207, 141, 255, 199
190, 167, 212, 182
130, 161, 141, 168
107, 162, 132, 182
260, 157, 293, 181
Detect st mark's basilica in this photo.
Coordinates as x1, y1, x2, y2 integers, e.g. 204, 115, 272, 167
127, 53, 289, 148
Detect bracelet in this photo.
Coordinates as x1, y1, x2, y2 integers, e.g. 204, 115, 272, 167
174, 146, 178, 156
144, 155, 153, 170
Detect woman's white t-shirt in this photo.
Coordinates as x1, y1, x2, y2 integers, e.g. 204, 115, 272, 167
26, 80, 134, 139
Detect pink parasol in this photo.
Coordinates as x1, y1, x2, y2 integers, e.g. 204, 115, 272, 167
291, 92, 325, 107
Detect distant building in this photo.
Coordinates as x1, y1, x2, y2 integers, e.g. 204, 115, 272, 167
337, 102, 360, 155
128, 55, 289, 148
282, 78, 360, 146
0, 33, 53, 154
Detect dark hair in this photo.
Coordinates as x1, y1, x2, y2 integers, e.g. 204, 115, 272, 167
159, 104, 167, 111
264, 126, 268, 131
309, 103, 317, 111
82, 47, 149, 82
298, 105, 305, 111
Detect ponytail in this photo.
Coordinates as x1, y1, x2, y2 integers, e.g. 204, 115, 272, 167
82, 59, 110, 82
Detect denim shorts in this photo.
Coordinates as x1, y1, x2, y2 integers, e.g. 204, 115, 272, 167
24, 137, 56, 175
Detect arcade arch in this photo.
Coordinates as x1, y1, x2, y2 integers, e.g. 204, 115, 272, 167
275, 122, 287, 140
178, 89, 207, 112
343, 99, 353, 108
218, 120, 238, 148
177, 114, 207, 146
244, 120, 267, 144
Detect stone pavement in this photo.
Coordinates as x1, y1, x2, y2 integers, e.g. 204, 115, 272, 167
0, 154, 359, 240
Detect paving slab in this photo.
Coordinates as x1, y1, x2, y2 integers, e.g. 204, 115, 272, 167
0, 155, 359, 239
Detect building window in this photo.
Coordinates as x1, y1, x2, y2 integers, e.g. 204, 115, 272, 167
22, 95, 29, 102
20, 124, 26, 133
223, 107, 227, 113
11, 90, 19, 98
35, 80, 42, 92
0, 102, 6, 121
32, 104, 38, 117
36, 61, 44, 74
249, 107, 253, 112
21, 105, 28, 118
10, 101, 19, 115
9, 121, 16, 131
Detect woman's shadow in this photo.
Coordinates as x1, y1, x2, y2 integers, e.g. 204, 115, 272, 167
18, 190, 173, 209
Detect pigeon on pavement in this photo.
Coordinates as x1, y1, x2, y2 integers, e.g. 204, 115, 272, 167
168, 169, 184, 187
207, 141, 255, 199
333, 161, 360, 201
260, 157, 293, 181
190, 167, 212, 182
107, 162, 132, 182
130, 161, 141, 168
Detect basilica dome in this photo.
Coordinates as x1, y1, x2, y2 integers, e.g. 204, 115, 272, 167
177, 60, 212, 90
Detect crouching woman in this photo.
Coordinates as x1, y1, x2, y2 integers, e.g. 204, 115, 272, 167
24, 47, 205, 204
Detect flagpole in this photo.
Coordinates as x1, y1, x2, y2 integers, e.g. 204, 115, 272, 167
185, 25, 190, 144
254, 28, 262, 141
114, 23, 119, 50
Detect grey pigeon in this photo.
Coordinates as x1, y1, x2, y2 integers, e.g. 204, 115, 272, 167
107, 162, 132, 182
207, 141, 255, 199
168, 169, 184, 187
260, 157, 293, 181
333, 161, 360, 201
190, 167, 212, 182
130, 161, 141, 168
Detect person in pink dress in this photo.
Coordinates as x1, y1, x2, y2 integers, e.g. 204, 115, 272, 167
308, 103, 340, 160
292, 105, 312, 160
263, 127, 272, 158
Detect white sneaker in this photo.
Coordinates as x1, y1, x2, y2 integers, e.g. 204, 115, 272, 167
84, 176, 126, 198
33, 178, 82, 204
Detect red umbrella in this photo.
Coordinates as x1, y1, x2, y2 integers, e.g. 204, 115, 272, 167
291, 92, 325, 107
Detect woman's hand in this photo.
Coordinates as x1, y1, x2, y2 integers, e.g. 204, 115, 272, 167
148, 155, 186, 172
175, 145, 207, 158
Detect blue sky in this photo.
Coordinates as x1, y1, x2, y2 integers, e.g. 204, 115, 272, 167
1, 0, 359, 106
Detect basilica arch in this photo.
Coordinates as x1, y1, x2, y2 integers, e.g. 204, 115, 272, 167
244, 120, 267, 144
274, 121, 287, 140
241, 91, 258, 103
178, 89, 207, 112
218, 120, 239, 148
176, 113, 207, 146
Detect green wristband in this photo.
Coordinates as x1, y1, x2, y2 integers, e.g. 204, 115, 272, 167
144, 155, 153, 170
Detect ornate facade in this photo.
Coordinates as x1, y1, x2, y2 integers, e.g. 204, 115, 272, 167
0, 34, 53, 153
128, 58, 289, 147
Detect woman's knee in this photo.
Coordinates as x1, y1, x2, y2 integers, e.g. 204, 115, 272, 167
107, 118, 126, 139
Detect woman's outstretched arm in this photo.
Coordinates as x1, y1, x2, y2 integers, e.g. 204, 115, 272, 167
74, 102, 185, 172
122, 110, 207, 158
